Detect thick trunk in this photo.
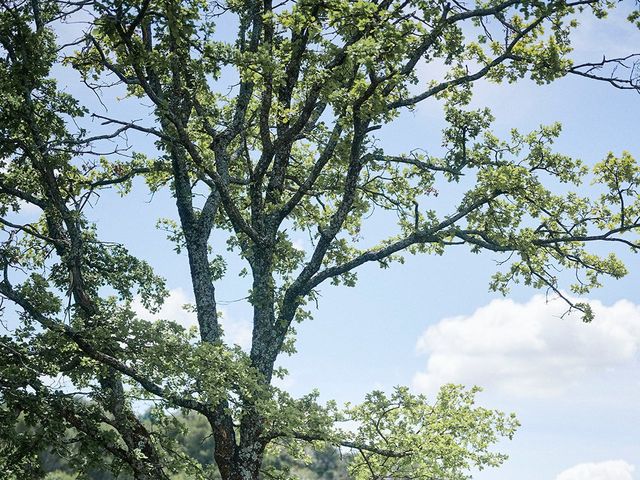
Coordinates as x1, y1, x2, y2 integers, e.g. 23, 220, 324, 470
213, 439, 265, 480
249, 249, 279, 381
236, 443, 265, 480
212, 251, 274, 480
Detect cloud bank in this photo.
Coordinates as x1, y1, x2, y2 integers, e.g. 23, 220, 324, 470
132, 288, 251, 348
413, 295, 640, 397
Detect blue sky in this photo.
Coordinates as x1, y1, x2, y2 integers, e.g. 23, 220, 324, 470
6, 3, 640, 479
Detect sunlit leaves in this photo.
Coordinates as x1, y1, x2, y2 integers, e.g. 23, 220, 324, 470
346, 385, 519, 480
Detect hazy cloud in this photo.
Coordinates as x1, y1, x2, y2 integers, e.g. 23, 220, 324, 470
132, 288, 251, 348
555, 460, 635, 480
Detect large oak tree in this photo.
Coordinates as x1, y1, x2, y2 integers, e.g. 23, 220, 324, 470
1, 0, 639, 478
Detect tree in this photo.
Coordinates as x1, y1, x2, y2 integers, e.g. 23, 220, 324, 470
0, 0, 639, 478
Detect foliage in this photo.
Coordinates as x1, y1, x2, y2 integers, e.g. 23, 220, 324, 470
1, 0, 639, 479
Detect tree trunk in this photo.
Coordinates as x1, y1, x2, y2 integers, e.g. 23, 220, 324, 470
214, 445, 264, 480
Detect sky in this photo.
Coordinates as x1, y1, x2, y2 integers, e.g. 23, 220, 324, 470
6, 2, 640, 479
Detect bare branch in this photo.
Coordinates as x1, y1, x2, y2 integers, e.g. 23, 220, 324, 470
568, 54, 640, 92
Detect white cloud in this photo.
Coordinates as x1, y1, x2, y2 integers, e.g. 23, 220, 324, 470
556, 460, 635, 480
17, 200, 42, 215
40, 373, 74, 392
132, 288, 252, 348
132, 287, 196, 327
412, 295, 640, 397
222, 313, 252, 350
292, 237, 306, 252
